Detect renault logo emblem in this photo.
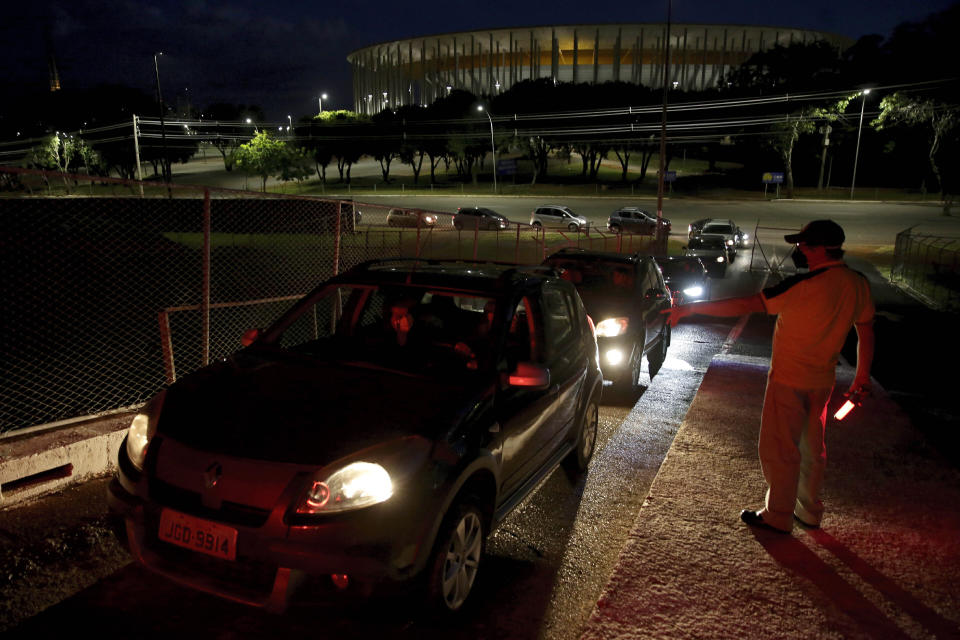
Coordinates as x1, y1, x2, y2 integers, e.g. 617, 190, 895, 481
204, 462, 223, 489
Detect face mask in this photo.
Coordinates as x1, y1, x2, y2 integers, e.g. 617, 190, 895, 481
791, 247, 809, 269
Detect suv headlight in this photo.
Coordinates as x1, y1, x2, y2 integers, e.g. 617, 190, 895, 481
295, 462, 393, 515
126, 391, 166, 472
595, 317, 629, 337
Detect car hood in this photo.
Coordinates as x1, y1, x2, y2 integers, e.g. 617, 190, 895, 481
577, 291, 638, 322
156, 354, 488, 466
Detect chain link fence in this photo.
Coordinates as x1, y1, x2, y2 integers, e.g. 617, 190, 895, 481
891, 227, 960, 312
1, 167, 657, 434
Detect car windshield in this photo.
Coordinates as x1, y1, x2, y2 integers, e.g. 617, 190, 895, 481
548, 259, 635, 292
703, 224, 733, 234
660, 260, 701, 279
689, 237, 726, 250
262, 285, 502, 378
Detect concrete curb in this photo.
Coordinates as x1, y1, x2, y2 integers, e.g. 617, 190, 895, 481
0, 413, 131, 508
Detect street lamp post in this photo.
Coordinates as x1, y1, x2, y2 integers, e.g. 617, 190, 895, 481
153, 52, 170, 182
478, 106, 497, 193
287, 115, 292, 138
850, 88, 871, 200
318, 93, 327, 113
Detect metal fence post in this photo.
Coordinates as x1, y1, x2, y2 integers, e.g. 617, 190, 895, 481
159, 309, 176, 385
201, 188, 211, 367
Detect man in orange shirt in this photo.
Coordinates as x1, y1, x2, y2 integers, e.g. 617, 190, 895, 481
666, 220, 875, 533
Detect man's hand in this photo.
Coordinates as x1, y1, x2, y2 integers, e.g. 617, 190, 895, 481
845, 379, 872, 401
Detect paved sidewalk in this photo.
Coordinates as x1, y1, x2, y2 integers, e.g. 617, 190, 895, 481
578, 353, 960, 639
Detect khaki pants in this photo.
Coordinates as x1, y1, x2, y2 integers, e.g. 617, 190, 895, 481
758, 378, 832, 531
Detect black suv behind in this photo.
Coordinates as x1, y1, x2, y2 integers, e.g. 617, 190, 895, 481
543, 248, 671, 394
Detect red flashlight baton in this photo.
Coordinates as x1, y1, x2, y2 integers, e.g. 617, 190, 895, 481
834, 388, 867, 421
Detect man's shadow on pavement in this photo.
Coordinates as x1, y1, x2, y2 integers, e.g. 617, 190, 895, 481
749, 527, 958, 639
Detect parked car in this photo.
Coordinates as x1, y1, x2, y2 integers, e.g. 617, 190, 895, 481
530, 205, 589, 232
683, 235, 730, 277
607, 207, 671, 235
657, 256, 710, 305
542, 248, 671, 394
453, 206, 509, 230
108, 259, 602, 613
387, 208, 438, 228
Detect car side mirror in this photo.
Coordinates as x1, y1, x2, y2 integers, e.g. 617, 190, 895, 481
507, 362, 551, 389
240, 328, 262, 347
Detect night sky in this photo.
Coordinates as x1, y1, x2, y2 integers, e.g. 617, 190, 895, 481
3, 0, 957, 122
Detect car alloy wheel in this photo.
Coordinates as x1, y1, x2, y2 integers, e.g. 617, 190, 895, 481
428, 503, 484, 612
568, 223, 578, 232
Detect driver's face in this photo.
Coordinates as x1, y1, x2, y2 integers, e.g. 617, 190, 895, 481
390, 306, 413, 333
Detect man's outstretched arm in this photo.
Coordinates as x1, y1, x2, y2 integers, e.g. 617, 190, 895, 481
664, 293, 766, 326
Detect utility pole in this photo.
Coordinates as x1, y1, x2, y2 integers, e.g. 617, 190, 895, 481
154, 52, 170, 182
133, 115, 144, 197
817, 124, 831, 190
655, 0, 672, 252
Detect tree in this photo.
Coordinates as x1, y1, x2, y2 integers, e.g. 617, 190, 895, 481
203, 103, 265, 170
873, 92, 959, 213
233, 131, 288, 191
311, 110, 367, 183
765, 97, 851, 198
26, 133, 102, 192
370, 110, 401, 182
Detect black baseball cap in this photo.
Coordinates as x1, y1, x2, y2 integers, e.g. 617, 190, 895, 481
784, 220, 845, 247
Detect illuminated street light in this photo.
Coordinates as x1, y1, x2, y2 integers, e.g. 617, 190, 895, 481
477, 105, 497, 193
850, 88, 872, 200
153, 51, 170, 182
318, 93, 328, 113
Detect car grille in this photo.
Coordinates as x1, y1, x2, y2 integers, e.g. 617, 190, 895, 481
149, 478, 272, 528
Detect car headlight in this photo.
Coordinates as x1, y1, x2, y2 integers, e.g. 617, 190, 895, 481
296, 462, 393, 515
424, 215, 436, 224
605, 349, 625, 366
726, 239, 734, 246
741, 233, 748, 240
683, 285, 704, 298
716, 256, 725, 263
595, 317, 629, 337
125, 390, 166, 472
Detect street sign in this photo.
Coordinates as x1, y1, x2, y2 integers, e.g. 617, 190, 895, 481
662, 170, 677, 182
762, 172, 784, 184
497, 158, 517, 176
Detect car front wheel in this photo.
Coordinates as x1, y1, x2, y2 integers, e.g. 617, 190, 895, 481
568, 222, 579, 232
427, 502, 485, 612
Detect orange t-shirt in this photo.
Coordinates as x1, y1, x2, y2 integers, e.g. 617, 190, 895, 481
760, 261, 874, 389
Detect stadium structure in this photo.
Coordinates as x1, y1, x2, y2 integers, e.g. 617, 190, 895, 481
347, 23, 853, 114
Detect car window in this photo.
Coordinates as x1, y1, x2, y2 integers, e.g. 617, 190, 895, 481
540, 284, 579, 367
704, 224, 733, 234
278, 286, 360, 350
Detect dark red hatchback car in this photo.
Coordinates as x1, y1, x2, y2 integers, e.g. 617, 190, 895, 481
108, 259, 602, 613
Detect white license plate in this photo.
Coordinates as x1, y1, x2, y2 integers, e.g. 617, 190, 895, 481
158, 509, 238, 561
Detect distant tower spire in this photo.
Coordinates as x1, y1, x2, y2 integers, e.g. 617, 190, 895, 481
45, 22, 61, 92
